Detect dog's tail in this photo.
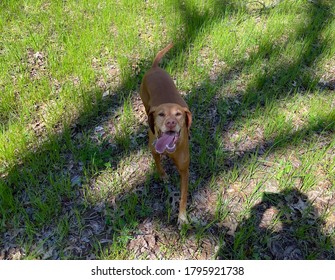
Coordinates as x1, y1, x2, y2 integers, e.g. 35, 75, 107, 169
152, 42, 174, 68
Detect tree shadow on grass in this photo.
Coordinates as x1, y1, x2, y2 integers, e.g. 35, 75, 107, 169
175, 0, 334, 197
218, 189, 335, 259
179, 0, 334, 179
172, 0, 335, 259
118, 0, 335, 260
1, 0, 334, 259
0, 0, 241, 260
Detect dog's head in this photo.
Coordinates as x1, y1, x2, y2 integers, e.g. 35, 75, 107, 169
148, 103, 192, 135
148, 103, 192, 153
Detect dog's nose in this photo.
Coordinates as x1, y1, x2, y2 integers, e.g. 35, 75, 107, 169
165, 118, 177, 129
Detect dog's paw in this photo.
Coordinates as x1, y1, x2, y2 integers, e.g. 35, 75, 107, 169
177, 213, 189, 229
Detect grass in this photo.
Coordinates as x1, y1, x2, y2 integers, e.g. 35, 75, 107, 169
1, 0, 335, 259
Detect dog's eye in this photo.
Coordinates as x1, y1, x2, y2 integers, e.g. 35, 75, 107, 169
158, 112, 165, 117
175, 112, 182, 117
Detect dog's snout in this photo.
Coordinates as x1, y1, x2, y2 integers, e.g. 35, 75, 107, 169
165, 118, 177, 129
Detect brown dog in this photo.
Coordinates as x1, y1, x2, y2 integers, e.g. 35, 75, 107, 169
140, 43, 192, 225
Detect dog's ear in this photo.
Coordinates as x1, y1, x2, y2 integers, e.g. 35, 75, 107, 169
148, 109, 155, 134
184, 108, 192, 134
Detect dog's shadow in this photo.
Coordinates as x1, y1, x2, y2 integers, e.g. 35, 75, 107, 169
218, 189, 334, 259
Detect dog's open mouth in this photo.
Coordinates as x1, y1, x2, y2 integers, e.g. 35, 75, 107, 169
153, 131, 180, 154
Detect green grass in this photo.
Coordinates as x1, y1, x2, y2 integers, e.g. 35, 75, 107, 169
1, 0, 335, 259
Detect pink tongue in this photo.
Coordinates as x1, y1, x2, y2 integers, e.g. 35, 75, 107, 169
154, 133, 175, 154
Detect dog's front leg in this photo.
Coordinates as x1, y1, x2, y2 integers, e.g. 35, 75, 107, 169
152, 151, 168, 180
178, 167, 189, 225
172, 150, 190, 226
149, 130, 168, 180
